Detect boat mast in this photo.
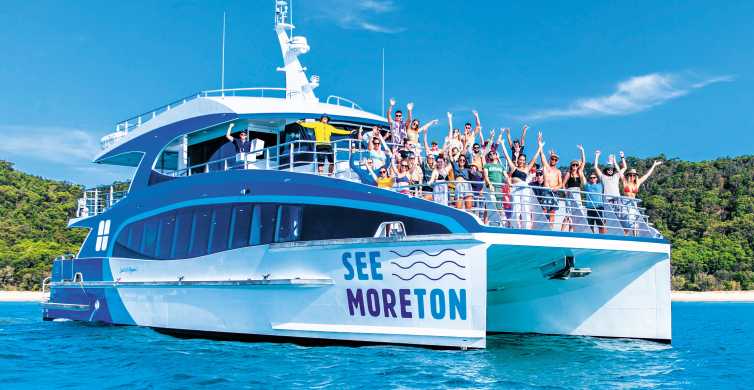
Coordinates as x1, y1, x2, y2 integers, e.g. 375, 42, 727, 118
274, 0, 319, 102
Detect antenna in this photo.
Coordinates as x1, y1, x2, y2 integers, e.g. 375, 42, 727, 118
221, 11, 226, 96
381, 47, 385, 117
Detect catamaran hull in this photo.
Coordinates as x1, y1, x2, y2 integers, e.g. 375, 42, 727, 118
44, 233, 670, 348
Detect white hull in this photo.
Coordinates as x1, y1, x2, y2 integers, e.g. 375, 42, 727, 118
50, 233, 670, 348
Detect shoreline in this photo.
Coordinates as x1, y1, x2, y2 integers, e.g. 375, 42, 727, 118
2, 290, 754, 303
0, 291, 49, 302
671, 290, 754, 302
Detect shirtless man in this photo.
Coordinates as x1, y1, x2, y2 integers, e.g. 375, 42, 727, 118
541, 150, 563, 190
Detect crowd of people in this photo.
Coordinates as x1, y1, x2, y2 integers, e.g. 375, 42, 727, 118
225, 99, 663, 235
347, 99, 663, 235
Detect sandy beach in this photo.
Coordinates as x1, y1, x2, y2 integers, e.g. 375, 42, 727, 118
0, 291, 49, 302
672, 290, 754, 302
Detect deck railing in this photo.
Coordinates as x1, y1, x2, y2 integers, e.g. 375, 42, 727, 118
102, 88, 364, 150
154, 138, 660, 238
76, 186, 129, 218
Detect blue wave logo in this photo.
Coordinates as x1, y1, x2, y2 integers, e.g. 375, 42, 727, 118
389, 248, 465, 257
390, 248, 466, 281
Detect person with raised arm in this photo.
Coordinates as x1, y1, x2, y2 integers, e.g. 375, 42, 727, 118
462, 110, 481, 150
501, 132, 545, 229
620, 158, 663, 235
506, 124, 529, 157
541, 149, 564, 190
367, 126, 389, 169
225, 122, 251, 153
446, 112, 464, 153
386, 98, 410, 144
594, 150, 622, 204
560, 145, 587, 232
427, 155, 453, 206
298, 115, 354, 175
483, 141, 509, 226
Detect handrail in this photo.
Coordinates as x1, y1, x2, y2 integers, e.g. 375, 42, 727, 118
153, 138, 660, 238
326, 95, 362, 110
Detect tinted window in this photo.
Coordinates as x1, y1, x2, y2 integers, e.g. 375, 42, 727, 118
142, 218, 159, 257
129, 221, 144, 254
277, 205, 302, 243
300, 205, 448, 241
189, 208, 211, 257
157, 213, 176, 259
209, 205, 232, 254
231, 205, 253, 249
173, 209, 193, 258
253, 204, 277, 245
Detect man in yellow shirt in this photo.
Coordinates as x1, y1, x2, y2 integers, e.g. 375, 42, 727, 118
299, 115, 353, 175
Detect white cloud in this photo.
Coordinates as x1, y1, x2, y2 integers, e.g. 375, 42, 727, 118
310, 0, 405, 34
524, 73, 734, 121
0, 124, 133, 186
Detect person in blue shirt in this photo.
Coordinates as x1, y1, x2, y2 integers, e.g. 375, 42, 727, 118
225, 122, 251, 153
583, 173, 606, 234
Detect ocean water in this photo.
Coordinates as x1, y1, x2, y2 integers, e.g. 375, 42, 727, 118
1, 302, 752, 389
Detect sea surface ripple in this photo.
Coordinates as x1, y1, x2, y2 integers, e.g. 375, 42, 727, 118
1, 302, 752, 389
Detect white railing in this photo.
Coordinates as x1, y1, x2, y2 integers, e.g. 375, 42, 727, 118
326, 95, 362, 110
76, 185, 129, 217
156, 138, 660, 238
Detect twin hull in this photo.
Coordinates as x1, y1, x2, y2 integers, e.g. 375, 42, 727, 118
46, 233, 671, 348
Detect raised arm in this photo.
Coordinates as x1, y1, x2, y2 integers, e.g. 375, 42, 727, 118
422, 128, 431, 156
594, 150, 603, 177
500, 137, 516, 171
386, 98, 395, 125
418, 119, 438, 133
520, 125, 529, 147
484, 128, 497, 156
638, 161, 662, 186
446, 112, 454, 141
577, 144, 586, 178
505, 127, 513, 148
376, 130, 391, 154
473, 110, 481, 133
611, 155, 624, 180
619, 151, 627, 175
225, 122, 235, 142
526, 132, 545, 171
406, 102, 414, 126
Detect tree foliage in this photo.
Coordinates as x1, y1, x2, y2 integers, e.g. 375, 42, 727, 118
0, 155, 753, 291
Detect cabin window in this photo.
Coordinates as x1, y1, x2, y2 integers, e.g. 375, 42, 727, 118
253, 204, 277, 245
173, 209, 193, 258
209, 205, 232, 254
111, 202, 450, 260
277, 205, 303, 243
188, 207, 212, 257
157, 213, 177, 259
231, 205, 254, 249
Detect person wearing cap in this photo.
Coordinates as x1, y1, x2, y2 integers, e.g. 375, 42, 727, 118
620, 157, 663, 235
225, 122, 251, 153
560, 145, 587, 232
584, 172, 607, 234
541, 149, 564, 191
298, 115, 354, 175
530, 167, 558, 226
594, 150, 623, 203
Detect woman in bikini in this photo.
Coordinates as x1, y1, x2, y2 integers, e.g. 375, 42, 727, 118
621, 159, 663, 235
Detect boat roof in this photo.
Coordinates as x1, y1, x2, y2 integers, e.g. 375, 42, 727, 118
94, 93, 387, 166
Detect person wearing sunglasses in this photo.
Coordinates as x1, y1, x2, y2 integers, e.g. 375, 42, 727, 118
392, 151, 412, 195
387, 98, 412, 144
584, 173, 607, 234
452, 154, 474, 210
530, 168, 558, 226
560, 144, 587, 232
369, 163, 394, 190
483, 148, 510, 225
505, 124, 529, 159
620, 157, 663, 235
428, 156, 453, 206
367, 128, 390, 169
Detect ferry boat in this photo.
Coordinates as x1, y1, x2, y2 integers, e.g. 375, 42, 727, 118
41, 1, 671, 348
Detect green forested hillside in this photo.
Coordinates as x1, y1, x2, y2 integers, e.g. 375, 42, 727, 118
0, 156, 752, 291
0, 161, 86, 290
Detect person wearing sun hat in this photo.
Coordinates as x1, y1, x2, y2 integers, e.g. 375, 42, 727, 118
620, 159, 663, 235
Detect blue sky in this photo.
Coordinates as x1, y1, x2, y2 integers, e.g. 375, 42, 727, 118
1, 0, 752, 186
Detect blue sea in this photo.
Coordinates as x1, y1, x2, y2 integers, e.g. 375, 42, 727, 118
1, 302, 752, 389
